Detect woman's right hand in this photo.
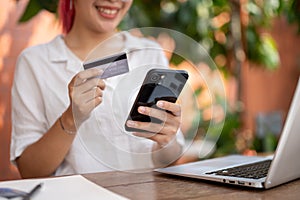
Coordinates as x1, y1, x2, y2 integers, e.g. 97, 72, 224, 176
64, 68, 105, 129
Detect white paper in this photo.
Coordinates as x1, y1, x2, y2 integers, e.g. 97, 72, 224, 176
0, 175, 129, 200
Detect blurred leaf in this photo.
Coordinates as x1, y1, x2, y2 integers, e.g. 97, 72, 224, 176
246, 27, 280, 69
252, 132, 278, 153
263, 132, 278, 152
247, 2, 262, 16
18, 0, 43, 23
258, 35, 280, 70
246, 26, 260, 63
211, 112, 241, 157
285, 0, 300, 33
213, 0, 229, 8
38, 0, 58, 13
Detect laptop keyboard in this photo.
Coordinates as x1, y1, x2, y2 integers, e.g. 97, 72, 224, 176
205, 159, 272, 179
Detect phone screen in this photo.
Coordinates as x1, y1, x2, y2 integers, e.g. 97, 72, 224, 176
125, 68, 188, 132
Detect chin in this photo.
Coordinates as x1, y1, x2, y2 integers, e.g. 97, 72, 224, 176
98, 22, 119, 33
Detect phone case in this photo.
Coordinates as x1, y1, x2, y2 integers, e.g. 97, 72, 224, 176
125, 68, 189, 132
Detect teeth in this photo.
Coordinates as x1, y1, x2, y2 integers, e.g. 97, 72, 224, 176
99, 7, 117, 15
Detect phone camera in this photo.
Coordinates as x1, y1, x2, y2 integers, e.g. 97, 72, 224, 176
150, 73, 160, 82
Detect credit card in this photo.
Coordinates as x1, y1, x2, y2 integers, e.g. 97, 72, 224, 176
83, 52, 129, 79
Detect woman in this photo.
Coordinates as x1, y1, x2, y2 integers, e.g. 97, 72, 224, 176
10, 0, 184, 178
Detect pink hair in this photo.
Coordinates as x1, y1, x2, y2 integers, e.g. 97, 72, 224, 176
58, 0, 75, 34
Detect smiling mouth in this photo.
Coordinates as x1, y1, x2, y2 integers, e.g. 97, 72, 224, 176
96, 6, 119, 18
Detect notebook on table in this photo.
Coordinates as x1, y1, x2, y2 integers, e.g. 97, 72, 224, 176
155, 78, 300, 189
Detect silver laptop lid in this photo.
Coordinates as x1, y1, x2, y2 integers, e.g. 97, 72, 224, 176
265, 77, 300, 188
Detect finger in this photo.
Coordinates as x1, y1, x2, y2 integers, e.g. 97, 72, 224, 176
132, 131, 157, 139
83, 78, 105, 91
85, 96, 103, 112
126, 120, 178, 135
137, 106, 168, 124
133, 132, 172, 147
156, 101, 181, 117
75, 78, 105, 94
77, 96, 102, 115
137, 106, 180, 127
82, 86, 104, 104
126, 120, 163, 134
73, 68, 103, 86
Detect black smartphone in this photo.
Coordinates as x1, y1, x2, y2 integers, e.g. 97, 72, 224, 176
125, 68, 189, 132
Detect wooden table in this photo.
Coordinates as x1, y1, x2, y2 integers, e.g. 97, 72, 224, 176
84, 171, 300, 200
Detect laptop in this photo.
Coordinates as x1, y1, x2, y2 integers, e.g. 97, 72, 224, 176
155, 78, 300, 189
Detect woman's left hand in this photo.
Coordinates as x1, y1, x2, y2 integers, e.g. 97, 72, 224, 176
126, 100, 181, 148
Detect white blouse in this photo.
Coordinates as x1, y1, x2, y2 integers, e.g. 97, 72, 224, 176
10, 32, 184, 176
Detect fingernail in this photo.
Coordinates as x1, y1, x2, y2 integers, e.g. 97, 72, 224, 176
138, 106, 146, 114
98, 69, 104, 75
157, 101, 164, 108
132, 132, 138, 136
126, 120, 136, 127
